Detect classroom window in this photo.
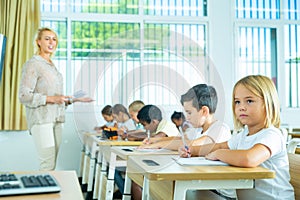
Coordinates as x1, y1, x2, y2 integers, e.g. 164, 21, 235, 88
236, 27, 276, 83
283, 0, 300, 20
235, 0, 300, 108
70, 0, 139, 14
235, 0, 280, 19
285, 24, 300, 107
41, 0, 67, 12
41, 0, 208, 114
144, 0, 207, 16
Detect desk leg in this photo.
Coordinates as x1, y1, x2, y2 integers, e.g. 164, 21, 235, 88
105, 152, 117, 200
93, 149, 103, 199
93, 157, 102, 199
97, 152, 106, 200
122, 171, 132, 200
142, 177, 150, 200
87, 157, 96, 190
85, 157, 96, 200
78, 145, 85, 179
87, 142, 99, 196
173, 179, 254, 200
81, 149, 89, 185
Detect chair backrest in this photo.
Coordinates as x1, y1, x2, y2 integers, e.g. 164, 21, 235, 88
288, 153, 300, 200
287, 138, 300, 153
280, 127, 288, 143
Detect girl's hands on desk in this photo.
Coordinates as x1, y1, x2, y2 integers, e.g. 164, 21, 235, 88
205, 151, 219, 160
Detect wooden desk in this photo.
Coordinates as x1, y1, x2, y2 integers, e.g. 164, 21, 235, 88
78, 131, 142, 199
126, 155, 275, 200
91, 137, 142, 200
289, 132, 300, 139
0, 171, 84, 200
102, 147, 178, 200
78, 131, 101, 189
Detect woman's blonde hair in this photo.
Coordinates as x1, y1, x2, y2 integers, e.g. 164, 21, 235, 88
232, 75, 281, 131
34, 27, 58, 56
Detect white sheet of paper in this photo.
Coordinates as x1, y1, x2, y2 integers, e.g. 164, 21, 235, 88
133, 148, 173, 152
175, 157, 228, 166
73, 90, 87, 98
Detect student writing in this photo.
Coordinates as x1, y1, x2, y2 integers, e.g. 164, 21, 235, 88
139, 84, 236, 198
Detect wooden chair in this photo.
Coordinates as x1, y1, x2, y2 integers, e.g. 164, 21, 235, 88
288, 153, 300, 200
280, 127, 288, 143
287, 138, 300, 153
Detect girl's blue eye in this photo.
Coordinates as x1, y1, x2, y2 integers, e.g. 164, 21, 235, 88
247, 100, 254, 104
234, 100, 240, 105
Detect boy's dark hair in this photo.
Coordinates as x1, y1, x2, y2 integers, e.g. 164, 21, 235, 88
137, 104, 162, 124
180, 84, 218, 113
101, 105, 112, 115
171, 111, 186, 121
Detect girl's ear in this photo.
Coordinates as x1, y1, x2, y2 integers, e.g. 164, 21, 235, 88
201, 106, 210, 116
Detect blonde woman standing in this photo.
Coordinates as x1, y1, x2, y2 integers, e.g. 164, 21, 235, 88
19, 27, 93, 170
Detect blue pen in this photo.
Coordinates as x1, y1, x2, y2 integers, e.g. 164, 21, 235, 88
124, 130, 128, 141
179, 126, 190, 157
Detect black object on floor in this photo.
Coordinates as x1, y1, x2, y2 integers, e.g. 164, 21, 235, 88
113, 190, 122, 199
81, 183, 87, 193
85, 191, 93, 200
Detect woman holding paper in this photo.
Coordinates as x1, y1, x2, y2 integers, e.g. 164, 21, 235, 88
19, 27, 93, 170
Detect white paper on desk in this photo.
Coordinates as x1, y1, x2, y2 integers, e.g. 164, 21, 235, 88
175, 157, 228, 166
133, 148, 173, 152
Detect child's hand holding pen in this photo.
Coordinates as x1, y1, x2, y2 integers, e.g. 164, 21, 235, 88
178, 146, 191, 158
142, 130, 151, 144
179, 126, 191, 158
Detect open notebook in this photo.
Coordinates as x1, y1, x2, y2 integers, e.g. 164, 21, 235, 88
174, 157, 228, 166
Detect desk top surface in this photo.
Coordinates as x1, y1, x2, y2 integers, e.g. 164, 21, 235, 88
91, 135, 143, 146
111, 146, 178, 160
289, 132, 300, 138
127, 155, 275, 181
0, 171, 84, 200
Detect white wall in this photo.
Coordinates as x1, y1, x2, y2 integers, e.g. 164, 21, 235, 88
0, 112, 84, 174
208, 0, 235, 128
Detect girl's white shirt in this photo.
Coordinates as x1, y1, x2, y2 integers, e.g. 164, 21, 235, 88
228, 126, 294, 200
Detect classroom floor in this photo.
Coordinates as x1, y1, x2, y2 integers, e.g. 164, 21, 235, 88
79, 177, 233, 200
186, 190, 234, 200
81, 188, 231, 200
